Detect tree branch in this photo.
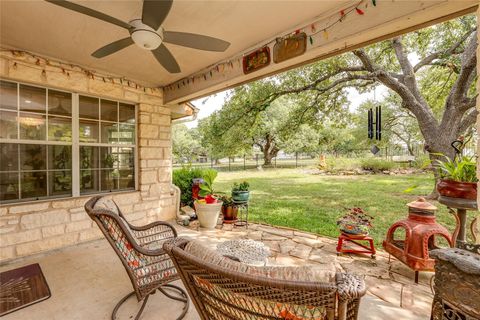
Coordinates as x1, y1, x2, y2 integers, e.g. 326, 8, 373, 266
459, 108, 478, 134
413, 28, 476, 72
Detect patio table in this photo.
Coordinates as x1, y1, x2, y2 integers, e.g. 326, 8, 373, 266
217, 239, 270, 266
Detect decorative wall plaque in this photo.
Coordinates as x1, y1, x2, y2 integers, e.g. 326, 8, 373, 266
242, 47, 270, 75
273, 33, 307, 64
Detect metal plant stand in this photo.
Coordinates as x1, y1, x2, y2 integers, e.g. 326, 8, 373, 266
438, 196, 478, 252
233, 200, 249, 227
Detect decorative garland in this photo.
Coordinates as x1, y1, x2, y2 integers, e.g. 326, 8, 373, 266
1, 0, 376, 95
0, 49, 161, 95
164, 0, 376, 93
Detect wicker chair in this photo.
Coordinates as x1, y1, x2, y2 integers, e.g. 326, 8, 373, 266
164, 237, 366, 320
85, 196, 189, 320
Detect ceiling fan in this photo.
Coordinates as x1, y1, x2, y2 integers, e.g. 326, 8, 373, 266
45, 0, 231, 73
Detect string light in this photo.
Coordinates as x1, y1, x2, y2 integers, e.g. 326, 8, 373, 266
166, 0, 372, 92
0, 49, 160, 94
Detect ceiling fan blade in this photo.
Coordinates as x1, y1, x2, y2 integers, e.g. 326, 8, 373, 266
92, 37, 134, 58
45, 0, 132, 30
142, 0, 173, 30
163, 31, 230, 52
152, 44, 181, 73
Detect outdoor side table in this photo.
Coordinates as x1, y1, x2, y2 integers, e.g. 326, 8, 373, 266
217, 239, 270, 266
233, 200, 249, 228
336, 233, 376, 259
438, 196, 478, 251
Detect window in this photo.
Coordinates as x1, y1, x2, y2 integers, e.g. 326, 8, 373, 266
0, 80, 136, 204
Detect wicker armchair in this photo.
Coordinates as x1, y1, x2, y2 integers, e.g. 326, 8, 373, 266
85, 196, 189, 320
164, 237, 366, 320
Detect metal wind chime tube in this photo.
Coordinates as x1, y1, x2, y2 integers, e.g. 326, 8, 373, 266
367, 106, 381, 141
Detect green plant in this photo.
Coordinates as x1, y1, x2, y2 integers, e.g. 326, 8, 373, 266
337, 207, 374, 234
232, 181, 250, 192
436, 155, 478, 183
219, 195, 233, 206
173, 166, 210, 206
199, 169, 218, 197
360, 158, 395, 172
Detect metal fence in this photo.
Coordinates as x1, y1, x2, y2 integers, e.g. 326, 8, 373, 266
173, 140, 477, 172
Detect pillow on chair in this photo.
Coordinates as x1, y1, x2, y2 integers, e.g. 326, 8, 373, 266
184, 240, 336, 283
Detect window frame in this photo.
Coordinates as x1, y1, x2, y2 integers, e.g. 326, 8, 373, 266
0, 79, 138, 204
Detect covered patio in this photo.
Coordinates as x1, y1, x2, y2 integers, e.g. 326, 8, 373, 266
0, 0, 479, 319
1, 223, 433, 320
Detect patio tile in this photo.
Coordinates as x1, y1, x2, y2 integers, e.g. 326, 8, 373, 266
293, 230, 318, 239
279, 239, 297, 254
292, 236, 324, 248
257, 226, 294, 238
289, 243, 312, 259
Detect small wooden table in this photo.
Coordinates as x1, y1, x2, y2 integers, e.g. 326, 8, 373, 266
336, 233, 376, 259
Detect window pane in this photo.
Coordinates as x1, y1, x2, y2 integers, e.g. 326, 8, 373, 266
118, 124, 135, 145
20, 144, 46, 170
80, 146, 99, 169
118, 169, 134, 189
100, 169, 117, 191
49, 145, 72, 170
0, 144, 18, 171
79, 95, 99, 119
21, 171, 47, 199
48, 116, 72, 142
19, 113, 46, 140
0, 80, 17, 110
80, 169, 99, 194
19, 84, 46, 113
101, 122, 118, 144
48, 90, 72, 116
79, 120, 99, 143
0, 172, 19, 201
0, 110, 18, 139
49, 170, 72, 196
119, 103, 135, 123
117, 147, 134, 168
101, 99, 117, 122
100, 147, 118, 169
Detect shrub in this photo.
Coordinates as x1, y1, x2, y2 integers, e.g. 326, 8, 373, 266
324, 157, 362, 172
173, 166, 215, 206
360, 158, 395, 172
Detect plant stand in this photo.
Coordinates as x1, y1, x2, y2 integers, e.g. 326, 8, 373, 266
336, 233, 376, 258
438, 196, 478, 252
233, 200, 249, 228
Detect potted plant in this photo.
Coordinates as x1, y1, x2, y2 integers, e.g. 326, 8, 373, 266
436, 155, 478, 200
232, 181, 250, 202
194, 170, 223, 229
220, 195, 238, 223
337, 207, 373, 235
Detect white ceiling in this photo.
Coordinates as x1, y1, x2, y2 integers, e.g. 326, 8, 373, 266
0, 0, 350, 87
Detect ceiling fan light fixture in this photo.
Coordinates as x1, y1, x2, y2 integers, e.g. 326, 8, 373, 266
129, 19, 163, 50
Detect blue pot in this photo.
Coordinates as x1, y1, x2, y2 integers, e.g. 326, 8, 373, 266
232, 190, 249, 202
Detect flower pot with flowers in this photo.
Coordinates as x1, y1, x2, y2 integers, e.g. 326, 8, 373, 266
220, 195, 238, 223
337, 207, 374, 236
194, 170, 223, 229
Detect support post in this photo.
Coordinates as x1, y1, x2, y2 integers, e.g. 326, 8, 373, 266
243, 154, 246, 170
295, 152, 298, 168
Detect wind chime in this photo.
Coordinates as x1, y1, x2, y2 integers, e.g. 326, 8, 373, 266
367, 105, 381, 154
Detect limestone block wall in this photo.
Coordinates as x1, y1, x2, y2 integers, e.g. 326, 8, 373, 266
0, 51, 176, 262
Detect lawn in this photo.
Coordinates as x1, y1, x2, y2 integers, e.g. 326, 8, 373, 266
214, 169, 456, 246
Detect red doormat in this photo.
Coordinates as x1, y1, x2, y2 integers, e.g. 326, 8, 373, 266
0, 263, 51, 316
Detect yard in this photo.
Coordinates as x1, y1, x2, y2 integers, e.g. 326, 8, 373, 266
214, 169, 455, 246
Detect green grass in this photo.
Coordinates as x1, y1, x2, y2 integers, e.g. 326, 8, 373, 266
214, 169, 455, 246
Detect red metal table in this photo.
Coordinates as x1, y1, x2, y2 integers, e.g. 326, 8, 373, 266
336, 233, 376, 259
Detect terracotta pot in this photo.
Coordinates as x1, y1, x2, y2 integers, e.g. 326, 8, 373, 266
437, 179, 477, 200
222, 205, 238, 221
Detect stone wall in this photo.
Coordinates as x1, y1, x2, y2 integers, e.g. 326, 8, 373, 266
0, 51, 176, 262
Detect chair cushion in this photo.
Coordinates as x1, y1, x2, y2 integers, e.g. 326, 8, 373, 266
184, 240, 336, 283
